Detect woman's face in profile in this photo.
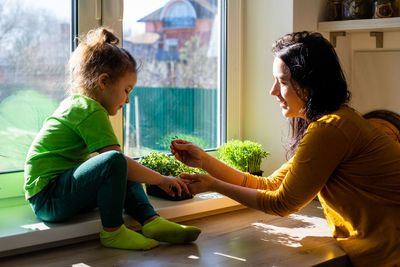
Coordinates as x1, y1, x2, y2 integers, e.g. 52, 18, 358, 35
270, 57, 306, 119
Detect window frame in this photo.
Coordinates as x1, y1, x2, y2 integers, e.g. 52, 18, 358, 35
115, 0, 228, 154
0, 0, 238, 172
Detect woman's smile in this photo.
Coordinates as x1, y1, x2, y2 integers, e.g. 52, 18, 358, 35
271, 57, 306, 118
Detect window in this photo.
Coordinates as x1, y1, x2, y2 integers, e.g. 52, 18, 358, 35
122, 0, 225, 157
0, 0, 232, 243
0, 0, 71, 172
166, 38, 178, 53
0, 0, 227, 184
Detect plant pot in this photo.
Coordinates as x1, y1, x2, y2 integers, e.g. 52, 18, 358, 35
145, 184, 194, 201
250, 170, 264, 176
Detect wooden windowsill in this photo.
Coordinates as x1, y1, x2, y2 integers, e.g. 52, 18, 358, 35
0, 192, 243, 257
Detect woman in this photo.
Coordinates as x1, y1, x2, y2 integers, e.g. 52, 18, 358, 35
171, 32, 400, 266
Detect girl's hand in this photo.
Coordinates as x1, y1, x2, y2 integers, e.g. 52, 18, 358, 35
179, 173, 217, 195
170, 139, 205, 168
157, 175, 190, 197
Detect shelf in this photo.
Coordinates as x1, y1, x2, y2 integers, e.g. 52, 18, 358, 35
318, 17, 400, 33
318, 17, 400, 48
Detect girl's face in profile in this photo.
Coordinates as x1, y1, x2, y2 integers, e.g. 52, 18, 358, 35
97, 71, 137, 116
270, 57, 306, 119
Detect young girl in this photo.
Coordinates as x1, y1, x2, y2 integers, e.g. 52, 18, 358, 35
24, 27, 201, 251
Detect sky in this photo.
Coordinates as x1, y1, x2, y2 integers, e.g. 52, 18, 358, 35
124, 0, 169, 35
21, 0, 71, 22
19, 0, 169, 35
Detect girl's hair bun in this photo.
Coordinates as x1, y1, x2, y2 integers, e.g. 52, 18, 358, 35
68, 26, 137, 98
85, 27, 119, 47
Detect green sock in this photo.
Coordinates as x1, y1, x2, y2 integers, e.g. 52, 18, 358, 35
142, 217, 201, 244
100, 224, 159, 250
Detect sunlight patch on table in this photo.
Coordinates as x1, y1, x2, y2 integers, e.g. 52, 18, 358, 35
252, 214, 331, 248
197, 192, 224, 200
21, 222, 50, 231
72, 263, 91, 267
214, 252, 246, 262
188, 255, 200, 259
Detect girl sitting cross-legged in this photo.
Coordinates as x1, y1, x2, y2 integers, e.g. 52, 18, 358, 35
24, 27, 201, 251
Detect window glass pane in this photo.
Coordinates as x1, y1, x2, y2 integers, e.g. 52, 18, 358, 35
123, 0, 222, 157
0, 0, 71, 171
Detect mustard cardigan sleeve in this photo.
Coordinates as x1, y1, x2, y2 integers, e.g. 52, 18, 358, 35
253, 122, 350, 217
241, 157, 294, 191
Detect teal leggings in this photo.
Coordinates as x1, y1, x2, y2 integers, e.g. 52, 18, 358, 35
28, 151, 158, 228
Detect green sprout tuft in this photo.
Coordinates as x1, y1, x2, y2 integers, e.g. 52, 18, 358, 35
218, 140, 270, 173
138, 152, 206, 177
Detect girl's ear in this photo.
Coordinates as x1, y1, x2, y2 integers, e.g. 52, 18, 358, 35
98, 73, 110, 90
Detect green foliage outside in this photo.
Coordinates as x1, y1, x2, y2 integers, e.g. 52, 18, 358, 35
218, 140, 270, 173
0, 171, 26, 205
124, 145, 164, 158
138, 152, 206, 177
0, 90, 58, 170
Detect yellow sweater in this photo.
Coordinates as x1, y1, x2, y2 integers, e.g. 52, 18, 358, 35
242, 106, 400, 266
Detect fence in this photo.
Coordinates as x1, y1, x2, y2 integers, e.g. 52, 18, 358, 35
124, 86, 218, 152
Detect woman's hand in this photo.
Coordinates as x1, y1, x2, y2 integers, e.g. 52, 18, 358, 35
170, 139, 205, 168
179, 173, 217, 195
180, 173, 261, 211
157, 175, 190, 197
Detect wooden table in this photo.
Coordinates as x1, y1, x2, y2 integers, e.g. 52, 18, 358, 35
0, 199, 347, 266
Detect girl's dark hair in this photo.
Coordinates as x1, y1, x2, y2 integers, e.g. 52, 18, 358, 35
68, 27, 138, 98
272, 31, 350, 157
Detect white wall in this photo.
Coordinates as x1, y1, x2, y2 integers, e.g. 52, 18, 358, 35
293, 0, 326, 32
242, 0, 294, 174
241, 0, 325, 174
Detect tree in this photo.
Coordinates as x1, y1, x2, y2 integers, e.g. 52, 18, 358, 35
128, 34, 218, 89
136, 58, 171, 87
177, 35, 217, 89
0, 0, 70, 170
0, 0, 69, 102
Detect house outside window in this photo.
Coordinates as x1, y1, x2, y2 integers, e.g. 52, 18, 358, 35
123, 0, 224, 157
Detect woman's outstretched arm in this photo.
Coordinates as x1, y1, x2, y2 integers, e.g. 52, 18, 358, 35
180, 173, 260, 210
171, 139, 245, 185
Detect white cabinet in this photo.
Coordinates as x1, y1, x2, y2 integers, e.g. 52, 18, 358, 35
315, 17, 400, 114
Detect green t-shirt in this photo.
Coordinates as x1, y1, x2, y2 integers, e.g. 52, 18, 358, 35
24, 94, 119, 199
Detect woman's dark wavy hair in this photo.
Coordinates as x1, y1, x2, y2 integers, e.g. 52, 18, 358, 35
272, 31, 350, 157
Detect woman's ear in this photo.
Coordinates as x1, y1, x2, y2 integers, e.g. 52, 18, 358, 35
98, 73, 110, 90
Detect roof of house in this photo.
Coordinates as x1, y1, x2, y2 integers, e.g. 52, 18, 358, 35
124, 32, 160, 45
138, 0, 217, 22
